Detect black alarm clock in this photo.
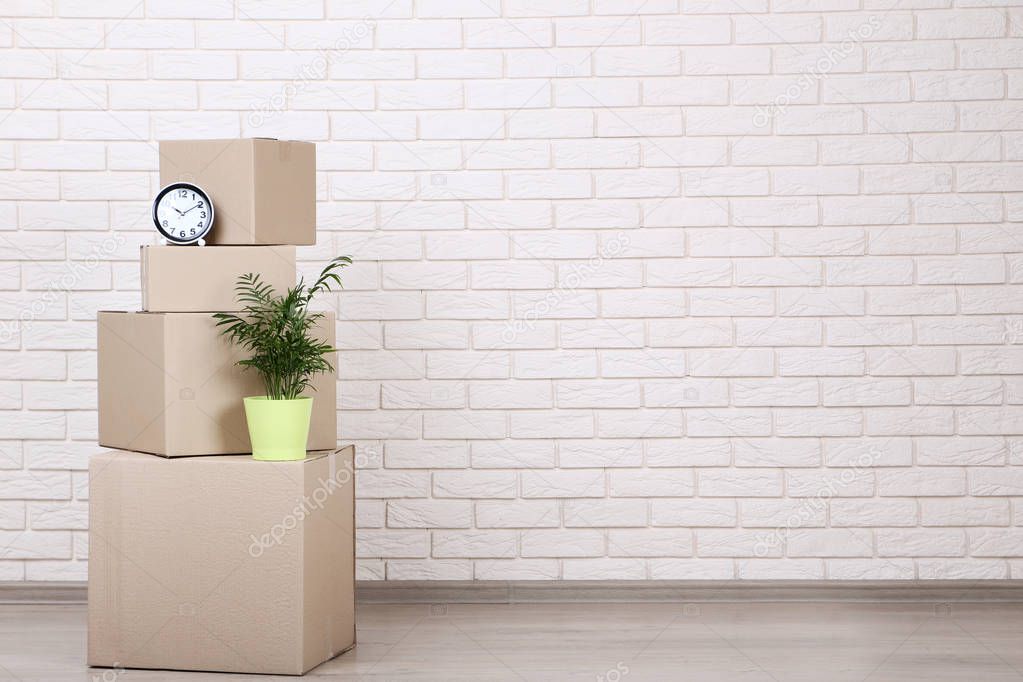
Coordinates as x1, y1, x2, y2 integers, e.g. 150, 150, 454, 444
152, 182, 214, 245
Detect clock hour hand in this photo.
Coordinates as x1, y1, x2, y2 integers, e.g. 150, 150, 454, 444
172, 207, 184, 216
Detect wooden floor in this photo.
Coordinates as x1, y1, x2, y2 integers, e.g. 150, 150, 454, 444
4, 601, 1023, 681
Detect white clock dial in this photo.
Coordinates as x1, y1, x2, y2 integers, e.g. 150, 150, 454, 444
152, 182, 214, 245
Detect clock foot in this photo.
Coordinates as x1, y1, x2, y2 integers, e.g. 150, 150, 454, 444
197, 238, 206, 247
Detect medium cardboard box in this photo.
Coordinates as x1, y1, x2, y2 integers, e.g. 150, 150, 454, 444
141, 245, 297, 312
88, 446, 356, 676
159, 138, 316, 246
98, 311, 336, 457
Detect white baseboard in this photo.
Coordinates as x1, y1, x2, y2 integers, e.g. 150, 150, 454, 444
5, 580, 1023, 605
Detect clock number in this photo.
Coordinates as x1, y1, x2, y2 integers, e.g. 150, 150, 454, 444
178, 189, 187, 198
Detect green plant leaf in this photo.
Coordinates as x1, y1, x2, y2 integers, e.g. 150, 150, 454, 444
213, 257, 350, 400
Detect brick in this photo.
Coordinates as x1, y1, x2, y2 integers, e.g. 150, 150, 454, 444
822, 378, 910, 407
433, 530, 517, 558
476, 500, 558, 528
687, 408, 771, 437
777, 408, 861, 437
563, 499, 647, 527
969, 529, 1023, 557
385, 441, 467, 469
740, 499, 825, 528
556, 380, 640, 409
865, 407, 954, 436
559, 439, 643, 468
521, 529, 603, 557
831, 499, 917, 527
0, 531, 70, 559
877, 468, 965, 497
878, 529, 968, 558
610, 469, 693, 497
736, 319, 820, 347
509, 49, 593, 79
787, 470, 874, 498
510, 410, 593, 438
598, 408, 683, 438
434, 471, 516, 498
921, 498, 1010, 526
699, 469, 782, 497
0, 471, 69, 500
643, 378, 728, 408
423, 410, 506, 439
788, 529, 874, 558
825, 438, 912, 468
731, 380, 818, 408
521, 469, 604, 498
733, 439, 820, 467
601, 350, 685, 378
472, 441, 555, 469
465, 19, 551, 48
474, 559, 559, 580
698, 530, 780, 558
387, 500, 471, 528
917, 437, 1006, 467
828, 559, 914, 581
867, 348, 956, 376
594, 48, 681, 77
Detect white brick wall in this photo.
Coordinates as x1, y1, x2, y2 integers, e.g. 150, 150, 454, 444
1, 1, 1023, 582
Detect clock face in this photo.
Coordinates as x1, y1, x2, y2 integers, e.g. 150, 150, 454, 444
152, 182, 214, 244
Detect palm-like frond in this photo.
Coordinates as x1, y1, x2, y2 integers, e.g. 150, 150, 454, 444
213, 256, 351, 400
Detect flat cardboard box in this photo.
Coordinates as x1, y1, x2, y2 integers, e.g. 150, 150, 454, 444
159, 138, 316, 245
141, 245, 297, 312
88, 446, 356, 676
98, 311, 336, 457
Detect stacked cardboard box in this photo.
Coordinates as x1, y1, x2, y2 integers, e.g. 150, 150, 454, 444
89, 139, 355, 676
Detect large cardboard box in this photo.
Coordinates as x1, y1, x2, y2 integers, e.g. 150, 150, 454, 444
159, 138, 316, 246
88, 447, 356, 676
98, 311, 337, 457
141, 245, 297, 312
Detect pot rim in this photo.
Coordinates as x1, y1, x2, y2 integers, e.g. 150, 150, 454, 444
243, 396, 313, 402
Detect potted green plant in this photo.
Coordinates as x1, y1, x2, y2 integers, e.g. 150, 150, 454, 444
213, 256, 351, 461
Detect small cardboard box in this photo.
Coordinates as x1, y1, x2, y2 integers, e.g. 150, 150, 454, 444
98, 311, 336, 457
88, 446, 356, 676
141, 245, 297, 312
159, 138, 316, 246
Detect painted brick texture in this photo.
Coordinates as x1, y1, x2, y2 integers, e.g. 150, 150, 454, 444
1, 1, 1023, 581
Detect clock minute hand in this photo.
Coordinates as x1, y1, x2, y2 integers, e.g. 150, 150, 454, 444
182, 203, 203, 215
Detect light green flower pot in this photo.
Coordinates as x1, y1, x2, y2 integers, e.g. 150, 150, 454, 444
243, 396, 313, 461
